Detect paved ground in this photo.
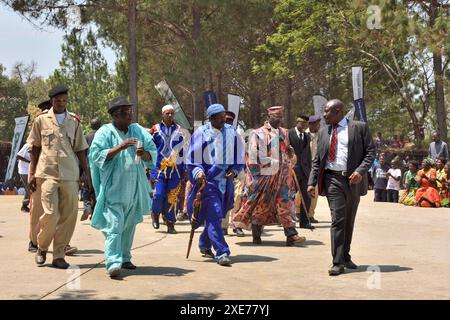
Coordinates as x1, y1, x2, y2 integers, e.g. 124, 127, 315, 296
0, 191, 449, 300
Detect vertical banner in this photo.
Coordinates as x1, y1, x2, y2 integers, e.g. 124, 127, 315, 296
203, 90, 217, 110
227, 94, 241, 128
4, 115, 29, 182
352, 66, 367, 122
155, 80, 192, 130
312, 94, 327, 127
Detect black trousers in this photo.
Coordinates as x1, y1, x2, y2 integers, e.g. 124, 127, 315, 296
387, 189, 399, 203
374, 189, 387, 202
294, 166, 311, 224
324, 171, 361, 265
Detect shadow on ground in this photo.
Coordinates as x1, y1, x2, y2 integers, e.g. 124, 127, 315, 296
157, 292, 219, 300
346, 265, 413, 273
235, 240, 324, 247
232, 254, 278, 263
51, 290, 121, 300
120, 266, 195, 279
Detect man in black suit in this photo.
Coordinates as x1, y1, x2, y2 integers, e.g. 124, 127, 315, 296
307, 99, 375, 276
289, 116, 314, 230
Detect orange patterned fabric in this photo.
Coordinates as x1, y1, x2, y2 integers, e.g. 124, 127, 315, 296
232, 123, 297, 230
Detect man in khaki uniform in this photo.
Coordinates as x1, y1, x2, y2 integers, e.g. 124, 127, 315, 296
27, 85, 90, 269
221, 111, 245, 237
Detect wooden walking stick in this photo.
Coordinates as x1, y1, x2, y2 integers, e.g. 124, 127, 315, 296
186, 180, 205, 259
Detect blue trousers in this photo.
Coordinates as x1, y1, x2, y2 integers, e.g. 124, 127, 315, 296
102, 206, 137, 272
198, 191, 230, 258
152, 174, 181, 223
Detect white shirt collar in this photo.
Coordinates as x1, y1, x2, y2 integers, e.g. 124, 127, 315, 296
337, 117, 348, 128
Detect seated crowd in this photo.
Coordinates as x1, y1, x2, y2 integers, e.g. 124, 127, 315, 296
372, 155, 450, 208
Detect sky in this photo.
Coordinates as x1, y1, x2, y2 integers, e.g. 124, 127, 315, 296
0, 4, 117, 78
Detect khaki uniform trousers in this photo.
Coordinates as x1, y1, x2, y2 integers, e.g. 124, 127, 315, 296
222, 177, 244, 230
36, 178, 79, 259
308, 185, 318, 218
29, 183, 44, 246
294, 185, 318, 218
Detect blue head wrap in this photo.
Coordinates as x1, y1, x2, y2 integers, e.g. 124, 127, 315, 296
207, 103, 225, 118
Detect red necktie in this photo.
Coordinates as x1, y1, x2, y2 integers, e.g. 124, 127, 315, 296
328, 125, 338, 162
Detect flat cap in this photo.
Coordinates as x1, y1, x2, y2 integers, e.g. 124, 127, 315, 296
37, 100, 52, 110
108, 97, 133, 114
225, 110, 236, 120
48, 85, 69, 98
308, 115, 321, 123
297, 115, 309, 122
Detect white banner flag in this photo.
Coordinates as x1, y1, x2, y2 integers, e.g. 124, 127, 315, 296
312, 94, 327, 127
352, 66, 364, 100
155, 80, 192, 130
227, 94, 241, 128
4, 116, 29, 182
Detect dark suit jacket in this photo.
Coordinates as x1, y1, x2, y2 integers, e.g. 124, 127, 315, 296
307, 119, 375, 196
289, 128, 311, 179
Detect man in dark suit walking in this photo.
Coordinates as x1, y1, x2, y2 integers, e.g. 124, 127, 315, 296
289, 116, 314, 230
307, 99, 375, 276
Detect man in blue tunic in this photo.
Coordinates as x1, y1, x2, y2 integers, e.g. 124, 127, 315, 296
186, 104, 245, 266
148, 105, 189, 234
89, 97, 157, 278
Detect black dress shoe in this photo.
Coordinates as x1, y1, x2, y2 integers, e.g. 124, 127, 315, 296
151, 214, 160, 229
52, 258, 70, 269
328, 264, 345, 276
252, 237, 262, 244
21, 206, 30, 213
200, 248, 215, 259
167, 222, 177, 234
233, 228, 245, 237
299, 222, 315, 230
35, 249, 47, 265
309, 217, 319, 223
344, 260, 358, 269
28, 241, 38, 253
122, 261, 137, 270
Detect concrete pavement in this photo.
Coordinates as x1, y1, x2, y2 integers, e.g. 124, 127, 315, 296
0, 191, 449, 300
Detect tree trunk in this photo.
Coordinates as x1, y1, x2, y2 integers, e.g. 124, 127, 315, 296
429, 2, 447, 141
433, 52, 447, 142
250, 93, 262, 128
269, 81, 276, 106
217, 71, 223, 103
128, 0, 138, 122
284, 78, 293, 128
191, 1, 203, 122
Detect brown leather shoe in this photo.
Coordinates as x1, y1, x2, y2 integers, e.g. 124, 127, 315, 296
64, 245, 78, 256
35, 249, 47, 265
286, 235, 306, 246
52, 258, 70, 269
328, 264, 345, 276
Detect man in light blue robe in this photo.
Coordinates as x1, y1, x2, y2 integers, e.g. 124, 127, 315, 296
89, 97, 157, 278
186, 104, 245, 266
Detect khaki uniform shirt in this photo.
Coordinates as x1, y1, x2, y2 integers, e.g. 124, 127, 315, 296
306, 128, 318, 160
27, 108, 88, 181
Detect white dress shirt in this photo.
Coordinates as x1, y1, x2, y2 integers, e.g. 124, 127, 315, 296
325, 118, 348, 171
294, 127, 304, 141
